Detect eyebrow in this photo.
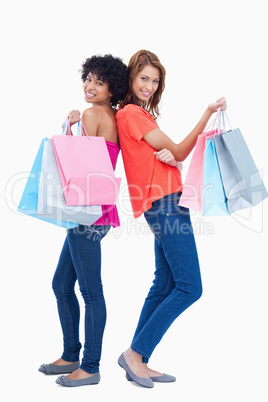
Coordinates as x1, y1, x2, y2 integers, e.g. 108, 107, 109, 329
87, 73, 104, 82
141, 74, 160, 80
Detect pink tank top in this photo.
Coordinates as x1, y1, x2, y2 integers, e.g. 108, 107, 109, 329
94, 141, 120, 227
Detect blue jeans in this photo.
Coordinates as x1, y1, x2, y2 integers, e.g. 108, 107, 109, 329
52, 224, 110, 374
131, 192, 202, 362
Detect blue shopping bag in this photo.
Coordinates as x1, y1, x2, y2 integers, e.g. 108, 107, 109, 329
203, 138, 229, 216
214, 127, 268, 212
17, 139, 78, 228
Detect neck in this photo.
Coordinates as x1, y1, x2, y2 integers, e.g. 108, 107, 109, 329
92, 100, 113, 110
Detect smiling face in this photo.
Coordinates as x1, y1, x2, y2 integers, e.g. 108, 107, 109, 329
131, 65, 160, 105
83, 72, 112, 105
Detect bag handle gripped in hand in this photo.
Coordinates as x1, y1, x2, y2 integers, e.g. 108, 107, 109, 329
61, 119, 90, 139
216, 107, 233, 136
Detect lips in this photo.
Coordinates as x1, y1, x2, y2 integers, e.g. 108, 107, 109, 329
85, 90, 95, 98
141, 90, 152, 97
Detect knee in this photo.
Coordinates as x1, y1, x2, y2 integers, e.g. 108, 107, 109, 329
52, 278, 74, 300
191, 280, 203, 303
175, 280, 202, 305
79, 284, 104, 304
52, 277, 61, 299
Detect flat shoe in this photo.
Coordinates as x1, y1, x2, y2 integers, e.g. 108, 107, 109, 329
126, 371, 176, 383
55, 372, 100, 387
118, 353, 154, 388
151, 374, 176, 382
38, 361, 80, 375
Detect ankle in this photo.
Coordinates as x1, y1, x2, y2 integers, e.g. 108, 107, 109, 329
52, 358, 77, 365
124, 348, 143, 364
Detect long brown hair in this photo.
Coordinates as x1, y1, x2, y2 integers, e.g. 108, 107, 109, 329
120, 50, 166, 118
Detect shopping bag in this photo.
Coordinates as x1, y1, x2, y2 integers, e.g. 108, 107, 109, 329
214, 127, 268, 212
37, 138, 102, 225
17, 139, 78, 228
52, 124, 121, 206
179, 129, 219, 211
202, 138, 229, 216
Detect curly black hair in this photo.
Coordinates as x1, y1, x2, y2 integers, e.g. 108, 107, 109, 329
80, 54, 128, 107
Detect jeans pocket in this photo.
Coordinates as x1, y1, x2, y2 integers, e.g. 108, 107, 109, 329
165, 209, 193, 236
166, 205, 190, 216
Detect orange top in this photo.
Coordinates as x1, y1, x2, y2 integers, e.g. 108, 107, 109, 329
116, 104, 183, 218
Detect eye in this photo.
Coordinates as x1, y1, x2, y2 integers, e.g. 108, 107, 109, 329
97, 81, 103, 86
86, 77, 91, 82
141, 77, 147, 81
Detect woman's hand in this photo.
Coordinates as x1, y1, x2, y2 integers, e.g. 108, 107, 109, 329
62, 110, 81, 129
154, 148, 177, 167
68, 110, 81, 125
144, 97, 227, 162
207, 97, 227, 113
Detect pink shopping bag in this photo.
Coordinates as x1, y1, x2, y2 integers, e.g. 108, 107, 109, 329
179, 129, 219, 211
52, 134, 121, 206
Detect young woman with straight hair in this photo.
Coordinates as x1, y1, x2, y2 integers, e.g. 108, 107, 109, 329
116, 49, 226, 388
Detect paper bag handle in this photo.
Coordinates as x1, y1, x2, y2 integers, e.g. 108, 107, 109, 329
216, 107, 233, 135
61, 119, 90, 138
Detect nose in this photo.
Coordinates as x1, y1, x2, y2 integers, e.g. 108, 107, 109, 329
145, 81, 153, 91
85, 81, 95, 91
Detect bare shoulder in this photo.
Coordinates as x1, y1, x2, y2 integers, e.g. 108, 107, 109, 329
82, 106, 117, 140
82, 107, 101, 121
81, 108, 100, 136
82, 106, 114, 122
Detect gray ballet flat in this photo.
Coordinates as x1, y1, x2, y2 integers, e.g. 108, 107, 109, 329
118, 353, 154, 388
38, 361, 80, 375
126, 371, 176, 383
55, 372, 100, 387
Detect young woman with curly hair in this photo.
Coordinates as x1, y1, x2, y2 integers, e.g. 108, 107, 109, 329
116, 50, 227, 388
38, 54, 128, 387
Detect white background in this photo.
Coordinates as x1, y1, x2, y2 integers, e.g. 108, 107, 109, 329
2, 0, 268, 401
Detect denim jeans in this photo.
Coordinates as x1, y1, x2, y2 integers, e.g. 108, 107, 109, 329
131, 192, 202, 362
52, 224, 110, 374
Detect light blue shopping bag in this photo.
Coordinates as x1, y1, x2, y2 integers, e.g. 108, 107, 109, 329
17, 138, 78, 229
203, 138, 230, 216
214, 127, 268, 212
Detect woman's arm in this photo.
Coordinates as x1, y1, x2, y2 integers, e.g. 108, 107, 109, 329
62, 109, 100, 137
143, 98, 226, 162
62, 110, 81, 129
